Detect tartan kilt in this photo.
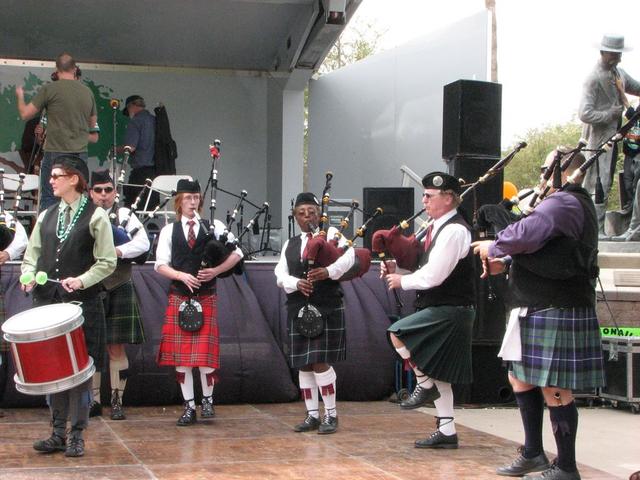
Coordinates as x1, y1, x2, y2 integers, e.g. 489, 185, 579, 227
286, 302, 346, 369
0, 286, 7, 353
388, 305, 475, 384
157, 291, 219, 368
510, 307, 605, 390
103, 281, 145, 345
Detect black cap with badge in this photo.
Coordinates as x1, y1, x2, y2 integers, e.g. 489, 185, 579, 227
176, 179, 201, 194
294, 192, 320, 207
421, 171, 463, 195
90, 170, 114, 187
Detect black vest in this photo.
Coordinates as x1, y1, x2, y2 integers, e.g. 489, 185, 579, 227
284, 235, 342, 309
35, 199, 101, 302
414, 213, 475, 309
508, 185, 598, 309
170, 220, 216, 295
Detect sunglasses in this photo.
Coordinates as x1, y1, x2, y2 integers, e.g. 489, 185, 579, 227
422, 192, 443, 199
92, 186, 114, 194
50, 173, 69, 180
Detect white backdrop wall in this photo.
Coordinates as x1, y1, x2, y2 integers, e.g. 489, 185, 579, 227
307, 11, 490, 212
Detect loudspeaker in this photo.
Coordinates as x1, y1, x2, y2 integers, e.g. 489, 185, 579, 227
447, 156, 503, 224
442, 80, 502, 160
362, 187, 414, 250
453, 342, 514, 404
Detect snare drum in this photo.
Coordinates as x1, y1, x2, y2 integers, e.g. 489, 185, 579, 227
1, 303, 95, 395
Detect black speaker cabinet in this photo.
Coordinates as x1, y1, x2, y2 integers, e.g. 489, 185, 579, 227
362, 187, 414, 250
442, 80, 502, 160
447, 155, 503, 224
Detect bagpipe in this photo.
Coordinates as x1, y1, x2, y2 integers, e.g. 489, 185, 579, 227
0, 170, 26, 251
108, 177, 153, 265
372, 142, 529, 274
302, 172, 374, 281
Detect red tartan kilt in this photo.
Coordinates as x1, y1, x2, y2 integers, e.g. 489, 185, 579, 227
157, 292, 219, 368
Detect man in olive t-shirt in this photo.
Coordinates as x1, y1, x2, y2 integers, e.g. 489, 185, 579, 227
16, 52, 98, 211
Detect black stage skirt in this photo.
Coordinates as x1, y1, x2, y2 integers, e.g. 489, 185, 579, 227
286, 302, 346, 369
388, 305, 475, 384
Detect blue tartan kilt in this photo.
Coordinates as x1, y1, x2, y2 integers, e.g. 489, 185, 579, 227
510, 307, 605, 390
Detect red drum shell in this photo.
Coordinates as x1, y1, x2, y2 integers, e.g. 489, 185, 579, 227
1, 303, 95, 395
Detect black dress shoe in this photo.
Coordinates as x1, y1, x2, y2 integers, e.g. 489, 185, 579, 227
110, 390, 126, 421
33, 433, 66, 453
65, 437, 85, 457
496, 447, 550, 476
523, 462, 581, 480
201, 396, 216, 419
400, 384, 441, 409
414, 430, 458, 449
293, 414, 321, 432
318, 414, 338, 434
176, 403, 197, 426
89, 401, 102, 418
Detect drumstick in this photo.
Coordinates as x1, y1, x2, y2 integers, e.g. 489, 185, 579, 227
19, 271, 62, 286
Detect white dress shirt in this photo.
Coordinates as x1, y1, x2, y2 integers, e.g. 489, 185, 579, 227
275, 226, 356, 294
400, 209, 471, 291
114, 207, 150, 259
154, 214, 243, 271
2, 212, 28, 260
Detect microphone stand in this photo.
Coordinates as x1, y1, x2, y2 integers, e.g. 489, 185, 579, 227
254, 206, 280, 256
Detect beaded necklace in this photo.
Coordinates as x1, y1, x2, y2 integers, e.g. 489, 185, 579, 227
56, 195, 88, 242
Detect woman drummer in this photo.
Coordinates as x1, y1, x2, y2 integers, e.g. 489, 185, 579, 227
154, 179, 242, 426
21, 155, 116, 457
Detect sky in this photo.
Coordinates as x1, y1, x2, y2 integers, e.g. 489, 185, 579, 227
348, 0, 640, 148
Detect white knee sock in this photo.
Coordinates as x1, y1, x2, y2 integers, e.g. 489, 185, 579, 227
199, 367, 216, 398
109, 356, 129, 394
176, 366, 195, 408
433, 380, 456, 435
91, 372, 101, 403
395, 346, 433, 389
314, 367, 337, 417
299, 370, 320, 418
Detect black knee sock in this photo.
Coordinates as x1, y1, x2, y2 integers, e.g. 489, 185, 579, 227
514, 388, 544, 458
549, 401, 578, 473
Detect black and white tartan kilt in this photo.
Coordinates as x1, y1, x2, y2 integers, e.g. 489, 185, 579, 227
103, 281, 145, 345
510, 307, 605, 390
286, 302, 346, 369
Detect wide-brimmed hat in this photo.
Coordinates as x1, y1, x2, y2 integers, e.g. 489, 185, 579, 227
597, 34, 631, 53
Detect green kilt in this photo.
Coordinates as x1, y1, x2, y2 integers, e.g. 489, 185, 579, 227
510, 307, 605, 390
388, 305, 475, 384
103, 281, 145, 345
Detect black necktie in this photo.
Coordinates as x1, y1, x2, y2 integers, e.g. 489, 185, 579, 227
64, 206, 72, 230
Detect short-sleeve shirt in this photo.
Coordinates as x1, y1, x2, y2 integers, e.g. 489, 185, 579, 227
124, 109, 156, 169
30, 79, 97, 153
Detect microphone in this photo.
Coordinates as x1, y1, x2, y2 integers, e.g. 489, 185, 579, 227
110, 99, 120, 109
209, 139, 222, 160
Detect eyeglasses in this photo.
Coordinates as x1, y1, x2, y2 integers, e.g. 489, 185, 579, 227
422, 192, 442, 199
50, 173, 69, 180
92, 186, 114, 194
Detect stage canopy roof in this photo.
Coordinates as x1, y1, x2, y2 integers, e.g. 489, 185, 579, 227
2, 0, 361, 72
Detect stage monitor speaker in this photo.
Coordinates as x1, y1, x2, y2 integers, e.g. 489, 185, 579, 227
362, 187, 414, 250
442, 80, 502, 160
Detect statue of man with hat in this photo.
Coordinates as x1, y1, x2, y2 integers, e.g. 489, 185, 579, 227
579, 34, 640, 239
